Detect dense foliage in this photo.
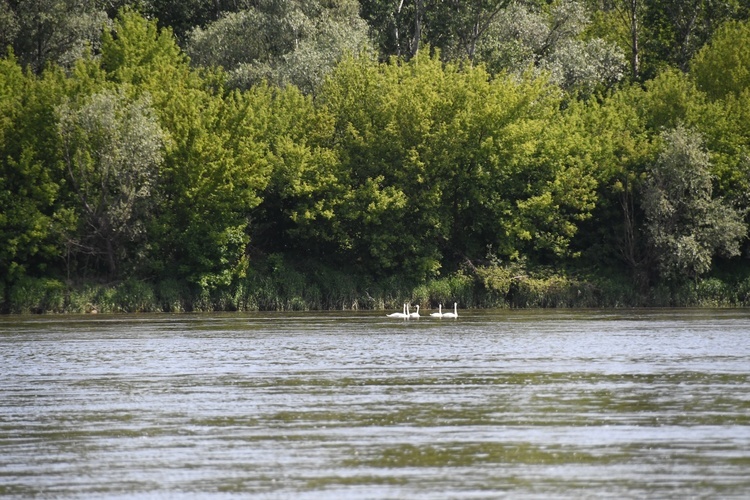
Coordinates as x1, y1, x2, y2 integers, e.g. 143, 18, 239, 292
2, 1, 750, 312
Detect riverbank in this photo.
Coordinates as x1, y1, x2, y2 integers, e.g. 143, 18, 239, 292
5, 261, 750, 314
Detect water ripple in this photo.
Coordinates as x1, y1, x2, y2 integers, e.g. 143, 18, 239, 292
1, 309, 750, 498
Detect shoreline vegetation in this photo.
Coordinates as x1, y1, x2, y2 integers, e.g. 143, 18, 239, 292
4, 7, 750, 315
5, 259, 750, 315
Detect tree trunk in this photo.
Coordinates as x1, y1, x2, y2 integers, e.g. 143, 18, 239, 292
395, 0, 405, 57
411, 0, 423, 57
106, 236, 117, 280
629, 0, 640, 80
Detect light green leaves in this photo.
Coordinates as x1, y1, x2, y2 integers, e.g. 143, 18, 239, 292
692, 20, 750, 102
317, 53, 598, 279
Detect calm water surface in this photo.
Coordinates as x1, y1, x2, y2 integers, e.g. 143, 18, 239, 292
1, 309, 749, 498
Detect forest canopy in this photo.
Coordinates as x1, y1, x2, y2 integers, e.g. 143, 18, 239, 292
2, 0, 750, 312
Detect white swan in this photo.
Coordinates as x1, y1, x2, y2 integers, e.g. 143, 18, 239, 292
443, 302, 458, 318
430, 304, 443, 318
387, 303, 408, 319
409, 305, 420, 318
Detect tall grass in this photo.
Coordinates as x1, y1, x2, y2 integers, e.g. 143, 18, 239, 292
7, 277, 66, 314
5, 257, 750, 314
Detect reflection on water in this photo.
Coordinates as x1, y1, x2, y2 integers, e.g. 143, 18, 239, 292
1, 309, 750, 498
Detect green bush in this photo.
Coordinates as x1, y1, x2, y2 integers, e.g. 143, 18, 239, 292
113, 279, 157, 313
424, 277, 452, 306
8, 277, 66, 314
155, 279, 187, 312
590, 275, 639, 307
735, 276, 750, 306
410, 284, 430, 308
694, 277, 732, 307
66, 283, 101, 313
507, 273, 605, 308
315, 266, 364, 309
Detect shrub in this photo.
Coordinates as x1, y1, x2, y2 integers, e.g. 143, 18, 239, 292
736, 276, 750, 306
114, 279, 157, 313
8, 277, 66, 314
157, 279, 190, 312
694, 277, 732, 307
67, 283, 102, 313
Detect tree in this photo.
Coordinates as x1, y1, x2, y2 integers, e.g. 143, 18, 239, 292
100, 7, 186, 89
0, 55, 85, 287
425, 0, 511, 60
57, 88, 164, 278
359, 0, 423, 59
139, 0, 222, 42
611, 0, 643, 79
474, 1, 626, 95
642, 126, 745, 282
2, 0, 109, 73
245, 84, 344, 260
100, 9, 273, 288
691, 19, 750, 102
316, 53, 436, 278
641, 0, 747, 76
0, 2, 19, 56
185, 0, 371, 94
318, 53, 598, 280
0, 56, 61, 283
689, 19, 750, 211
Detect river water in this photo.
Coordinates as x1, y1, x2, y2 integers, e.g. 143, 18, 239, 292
1, 309, 749, 498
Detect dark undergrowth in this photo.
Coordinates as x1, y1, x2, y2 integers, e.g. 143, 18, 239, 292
4, 256, 750, 314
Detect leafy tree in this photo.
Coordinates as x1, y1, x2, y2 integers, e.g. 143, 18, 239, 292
100, 7, 186, 89
607, 0, 644, 80
637, 68, 705, 132
688, 19, 750, 212
0, 55, 79, 286
691, 19, 750, 102
358, 0, 420, 58
139, 0, 222, 42
642, 126, 745, 282
57, 88, 164, 278
319, 53, 598, 280
572, 67, 722, 288
99, 9, 273, 288
316, 53, 428, 277
0, 2, 19, 54
641, 0, 747, 76
0, 57, 54, 282
185, 0, 371, 94
1, 0, 109, 73
244, 84, 344, 260
475, 1, 626, 95
570, 81, 660, 289
424, 0, 511, 60
184, 10, 272, 71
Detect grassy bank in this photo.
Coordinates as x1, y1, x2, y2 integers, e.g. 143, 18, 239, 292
4, 257, 750, 314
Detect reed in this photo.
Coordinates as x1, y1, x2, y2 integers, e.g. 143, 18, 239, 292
7, 277, 66, 314
5, 259, 750, 314
113, 279, 157, 313
156, 279, 190, 312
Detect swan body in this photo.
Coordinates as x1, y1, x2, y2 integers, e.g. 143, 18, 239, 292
387, 303, 408, 319
430, 304, 443, 318
443, 302, 458, 318
409, 305, 420, 318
